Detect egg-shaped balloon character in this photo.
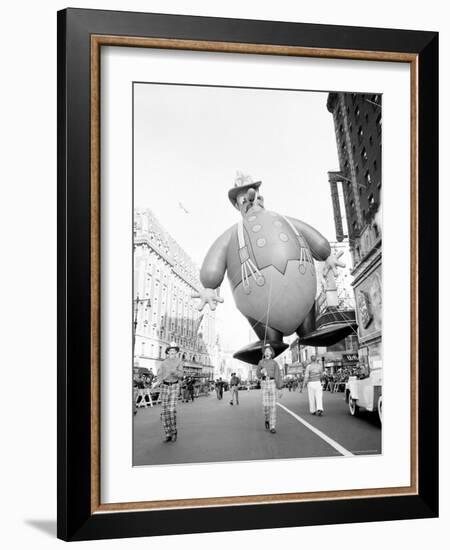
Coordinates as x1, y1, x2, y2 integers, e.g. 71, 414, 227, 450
193, 176, 343, 364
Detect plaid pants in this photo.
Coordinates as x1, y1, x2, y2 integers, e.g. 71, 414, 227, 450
160, 382, 179, 436
261, 379, 277, 429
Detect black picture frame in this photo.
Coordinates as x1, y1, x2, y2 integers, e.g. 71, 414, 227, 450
57, 7, 438, 541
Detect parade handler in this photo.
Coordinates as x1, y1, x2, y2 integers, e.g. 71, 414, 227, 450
192, 173, 344, 365
256, 344, 283, 433
303, 355, 324, 416
156, 342, 184, 442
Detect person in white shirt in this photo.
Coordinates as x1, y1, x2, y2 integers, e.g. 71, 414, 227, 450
303, 355, 324, 416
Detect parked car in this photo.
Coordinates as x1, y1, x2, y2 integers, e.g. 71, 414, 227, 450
345, 366, 382, 424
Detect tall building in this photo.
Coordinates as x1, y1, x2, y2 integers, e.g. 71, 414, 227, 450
327, 92, 382, 264
133, 209, 217, 379
327, 92, 382, 369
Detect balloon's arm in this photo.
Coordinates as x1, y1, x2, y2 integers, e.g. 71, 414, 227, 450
287, 217, 331, 261
199, 225, 234, 289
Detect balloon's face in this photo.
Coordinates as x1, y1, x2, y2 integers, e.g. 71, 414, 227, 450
236, 188, 264, 216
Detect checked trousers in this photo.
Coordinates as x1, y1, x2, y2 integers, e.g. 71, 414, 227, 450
261, 379, 277, 429
160, 382, 179, 437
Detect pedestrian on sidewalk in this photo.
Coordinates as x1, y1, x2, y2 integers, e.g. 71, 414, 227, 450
229, 372, 240, 405
303, 355, 324, 416
181, 377, 189, 403
156, 342, 184, 442
187, 376, 195, 402
215, 377, 224, 400
256, 344, 283, 433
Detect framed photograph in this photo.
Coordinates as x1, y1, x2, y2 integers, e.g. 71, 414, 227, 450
57, 8, 438, 541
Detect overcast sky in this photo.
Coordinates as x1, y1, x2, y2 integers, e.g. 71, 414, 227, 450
134, 83, 339, 351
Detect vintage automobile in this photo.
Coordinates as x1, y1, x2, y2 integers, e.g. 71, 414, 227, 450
345, 364, 382, 424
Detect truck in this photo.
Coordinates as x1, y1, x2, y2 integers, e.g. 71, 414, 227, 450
344, 360, 382, 424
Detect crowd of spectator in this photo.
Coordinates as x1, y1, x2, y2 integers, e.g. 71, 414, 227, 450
284, 376, 303, 392
321, 364, 369, 392
133, 369, 211, 409
281, 363, 369, 394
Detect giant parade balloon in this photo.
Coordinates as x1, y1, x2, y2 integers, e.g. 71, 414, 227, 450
192, 174, 344, 364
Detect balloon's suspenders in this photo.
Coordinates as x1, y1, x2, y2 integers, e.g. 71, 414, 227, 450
237, 217, 315, 294
237, 221, 265, 295
282, 216, 315, 275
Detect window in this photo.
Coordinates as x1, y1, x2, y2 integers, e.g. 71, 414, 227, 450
365, 170, 372, 185
355, 106, 360, 118
373, 159, 378, 171
361, 148, 368, 162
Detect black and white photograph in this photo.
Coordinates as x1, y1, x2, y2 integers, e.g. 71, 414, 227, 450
132, 83, 383, 467
0, 0, 444, 545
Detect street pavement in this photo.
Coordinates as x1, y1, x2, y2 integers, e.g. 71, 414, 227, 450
133, 388, 381, 466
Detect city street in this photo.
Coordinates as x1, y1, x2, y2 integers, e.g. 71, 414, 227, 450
133, 388, 381, 466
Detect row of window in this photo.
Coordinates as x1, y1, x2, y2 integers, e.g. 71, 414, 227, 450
139, 341, 210, 363
136, 220, 199, 284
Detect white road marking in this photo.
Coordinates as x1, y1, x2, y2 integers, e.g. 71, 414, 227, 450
277, 402, 354, 457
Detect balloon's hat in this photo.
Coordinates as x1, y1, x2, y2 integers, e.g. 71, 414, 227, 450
228, 172, 261, 208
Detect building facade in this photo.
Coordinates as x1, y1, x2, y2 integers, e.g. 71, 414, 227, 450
316, 240, 355, 314
133, 209, 217, 379
327, 92, 382, 370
